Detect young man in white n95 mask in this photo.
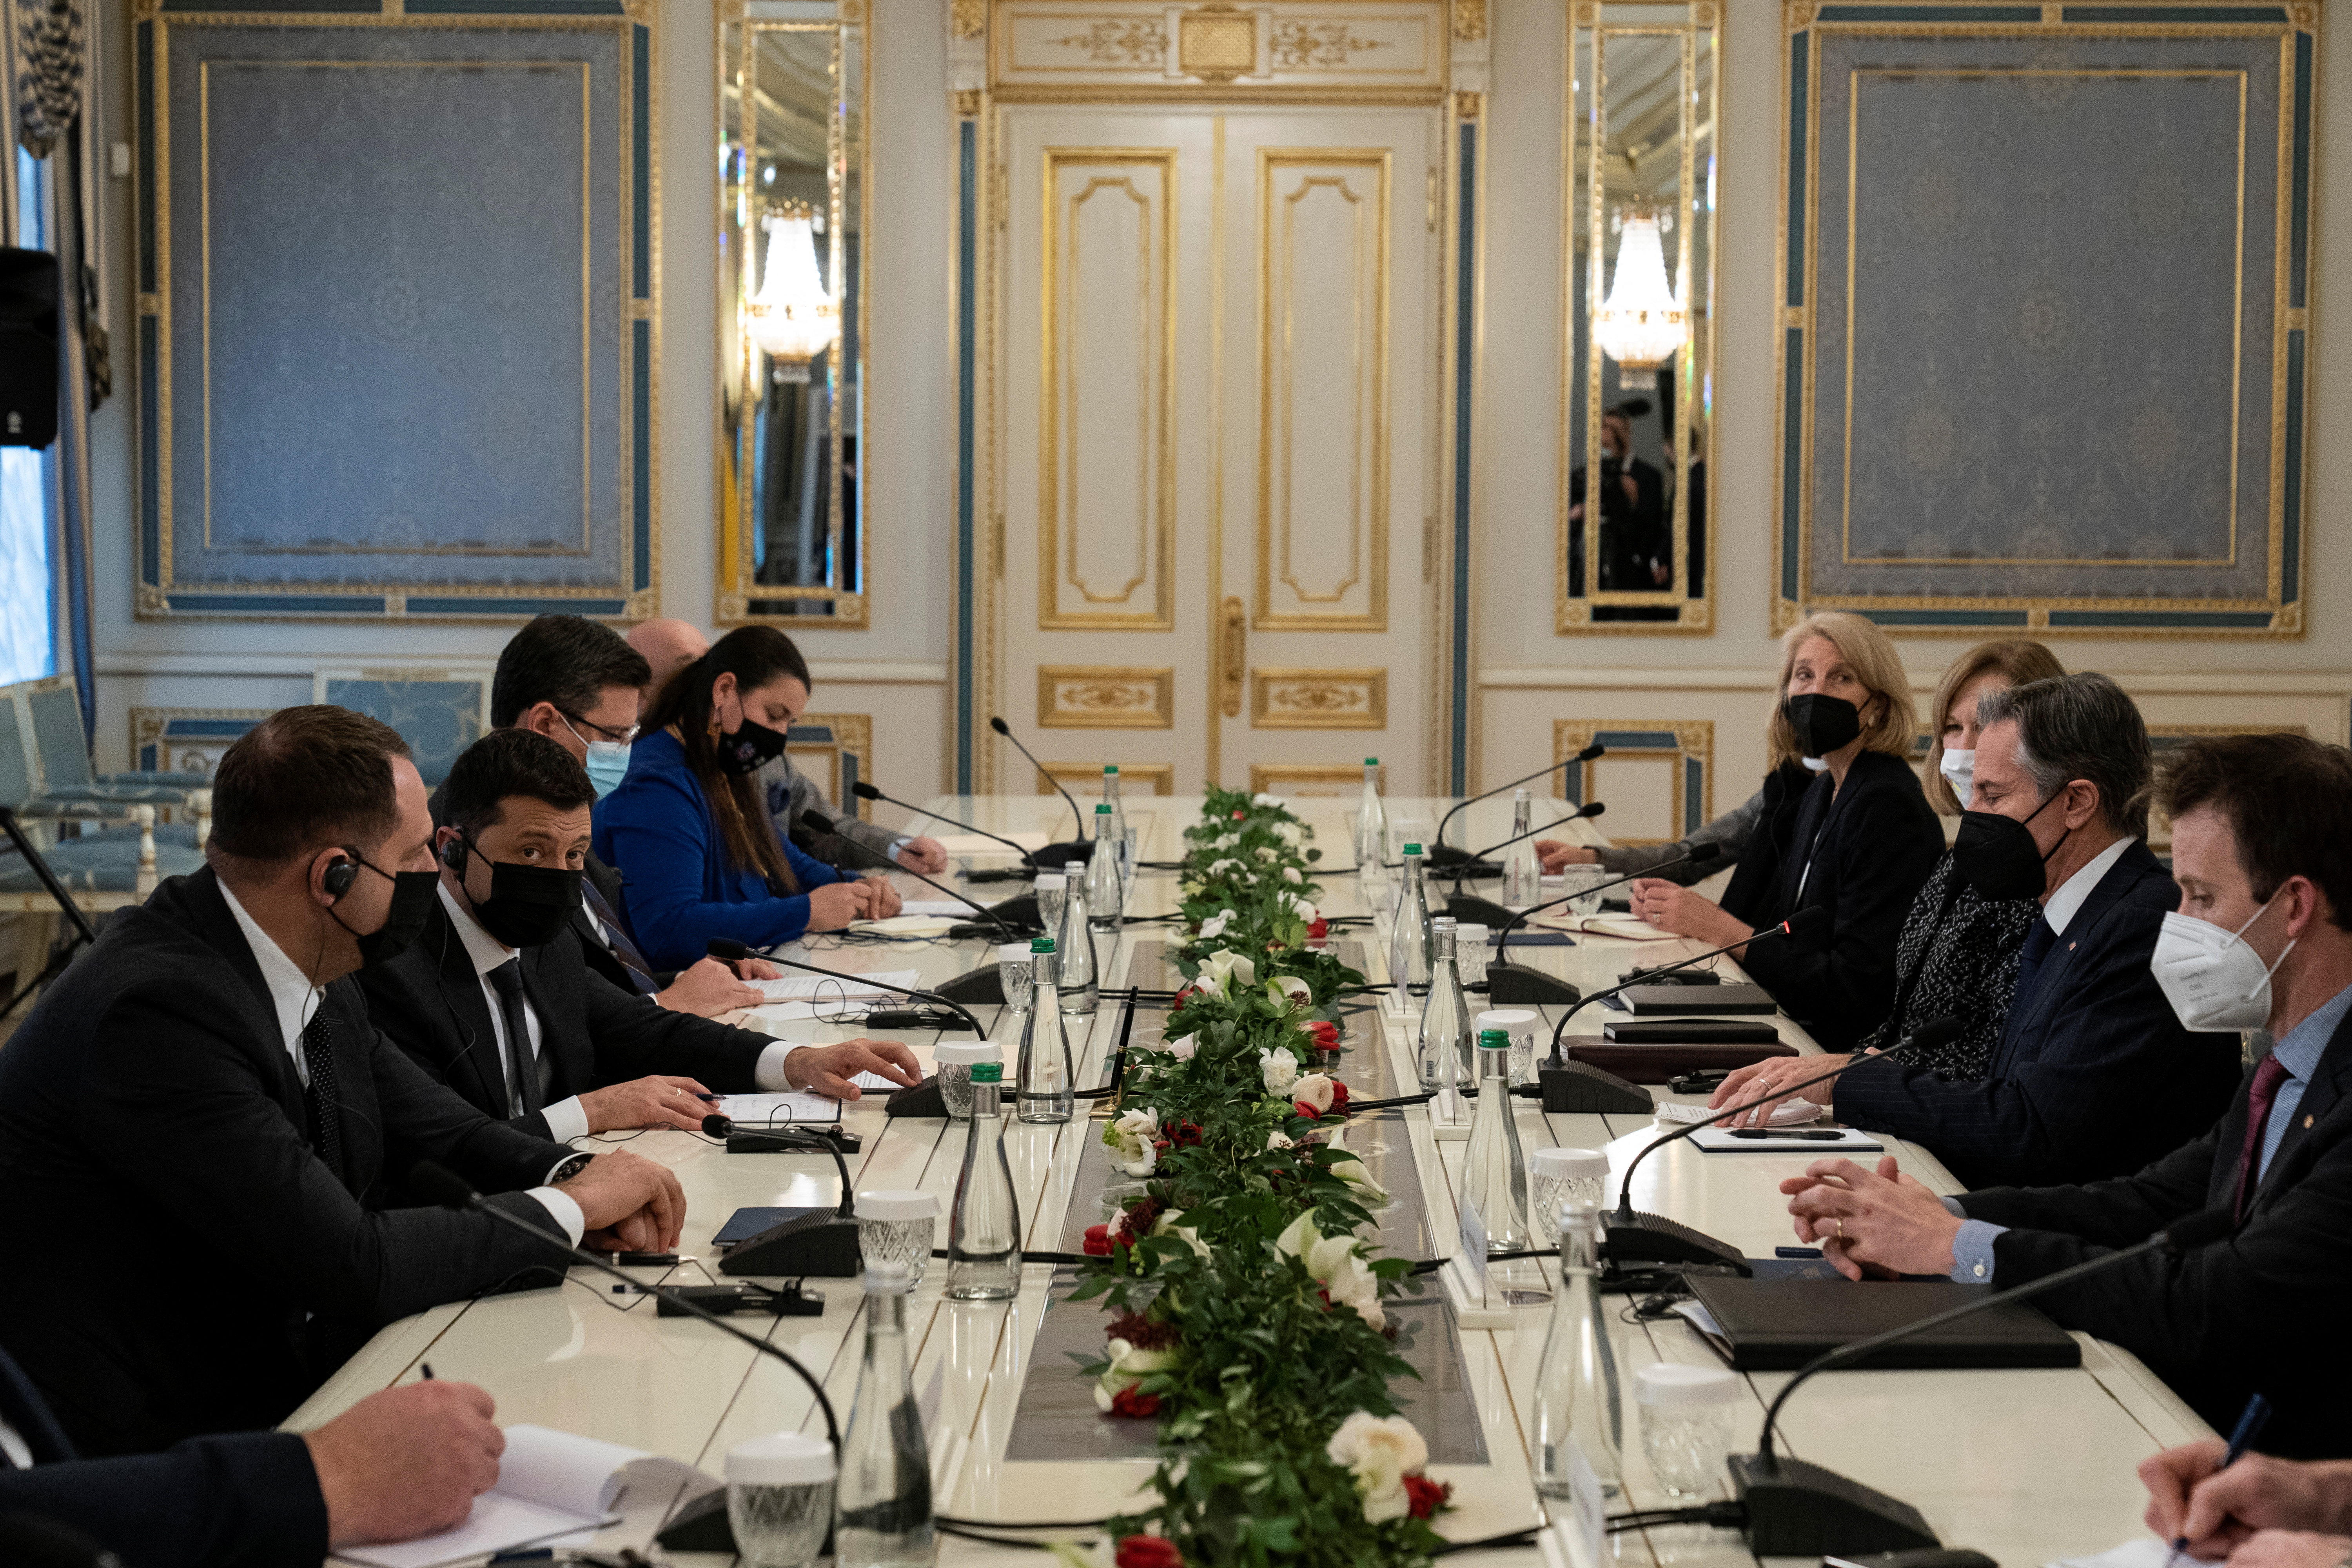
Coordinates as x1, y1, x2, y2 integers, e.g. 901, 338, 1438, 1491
1772, 731, 2352, 1460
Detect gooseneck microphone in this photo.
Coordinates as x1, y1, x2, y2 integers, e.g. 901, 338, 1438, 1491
1728, 1207, 2236, 1556
851, 780, 1041, 877
706, 937, 988, 1036
1442, 801, 1607, 887
695, 1113, 866, 1276
407, 1160, 841, 1451
1427, 743, 1606, 867
1598, 1011, 1960, 1271
1476, 841, 1723, 1006
800, 810, 1012, 938
986, 717, 1092, 866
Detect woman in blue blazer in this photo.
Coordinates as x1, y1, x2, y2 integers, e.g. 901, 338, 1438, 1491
593, 627, 893, 969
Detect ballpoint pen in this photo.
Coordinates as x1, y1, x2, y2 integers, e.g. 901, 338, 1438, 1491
2165, 1391, 2272, 1568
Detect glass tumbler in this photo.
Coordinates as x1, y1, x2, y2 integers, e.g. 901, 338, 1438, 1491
933, 1040, 1003, 1122
854, 1189, 940, 1284
1453, 925, 1490, 986
1530, 1146, 1611, 1233
997, 944, 1036, 1010
726, 1431, 836, 1568
1560, 865, 1609, 917
1635, 1362, 1740, 1498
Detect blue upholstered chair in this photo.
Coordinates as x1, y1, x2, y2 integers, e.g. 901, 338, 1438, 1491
314, 670, 489, 788
0, 674, 212, 899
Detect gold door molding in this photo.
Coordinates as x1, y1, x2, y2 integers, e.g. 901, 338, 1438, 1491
1039, 760, 1178, 794
1038, 664, 1177, 727
1249, 762, 1384, 797
990, 0, 1449, 102
1256, 148, 1390, 631
1038, 147, 1179, 630
1251, 666, 1387, 728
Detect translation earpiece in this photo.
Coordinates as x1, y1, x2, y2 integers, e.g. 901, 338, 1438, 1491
322, 858, 358, 900
440, 834, 468, 872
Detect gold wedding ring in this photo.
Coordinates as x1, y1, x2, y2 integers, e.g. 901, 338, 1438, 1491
1834, 1217, 1846, 1241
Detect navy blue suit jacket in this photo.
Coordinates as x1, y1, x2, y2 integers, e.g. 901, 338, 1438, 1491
1836, 838, 2242, 1188
0, 1345, 328, 1567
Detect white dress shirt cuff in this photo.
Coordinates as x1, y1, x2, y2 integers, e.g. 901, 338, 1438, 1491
541, 1095, 590, 1145
757, 1041, 801, 1092
526, 1187, 587, 1248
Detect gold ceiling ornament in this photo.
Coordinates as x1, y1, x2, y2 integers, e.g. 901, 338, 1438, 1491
1178, 2, 1258, 83
1452, 0, 1486, 40
952, 0, 986, 36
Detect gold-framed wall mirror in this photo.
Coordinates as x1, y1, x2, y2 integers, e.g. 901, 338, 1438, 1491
717, 0, 869, 627
1558, 0, 1718, 634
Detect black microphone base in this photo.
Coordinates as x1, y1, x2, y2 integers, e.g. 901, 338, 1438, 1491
1444, 894, 1518, 927
1425, 842, 1474, 867
1535, 1060, 1652, 1113
1605, 1209, 1751, 1274
985, 893, 1045, 933
728, 1129, 862, 1155
1487, 962, 1583, 1006
1727, 1453, 1938, 1555
1030, 841, 1095, 870
884, 1074, 951, 1116
720, 1211, 863, 1278
934, 964, 1006, 1005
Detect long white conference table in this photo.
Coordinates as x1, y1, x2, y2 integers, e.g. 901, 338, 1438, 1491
289, 795, 2213, 1567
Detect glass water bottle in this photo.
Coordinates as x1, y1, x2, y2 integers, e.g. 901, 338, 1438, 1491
945, 1063, 1022, 1300
1462, 1028, 1531, 1251
1530, 1199, 1623, 1500
1033, 873, 1067, 953
1416, 919, 1470, 1092
1016, 937, 1073, 1124
1501, 788, 1543, 907
1102, 766, 1132, 891
1355, 757, 1388, 882
1391, 843, 1433, 996
1085, 803, 1123, 931
833, 1261, 934, 1567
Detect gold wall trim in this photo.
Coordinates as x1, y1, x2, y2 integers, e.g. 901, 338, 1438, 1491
1040, 760, 1177, 794
1250, 666, 1388, 728
1038, 664, 1177, 727
1249, 762, 1383, 797
1255, 147, 1390, 631
991, 0, 1446, 95
1551, 718, 1713, 843
1038, 147, 1179, 630
789, 711, 875, 816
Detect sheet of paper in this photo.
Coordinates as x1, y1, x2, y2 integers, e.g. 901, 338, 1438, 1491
717, 1090, 848, 1125
937, 830, 1050, 856
1656, 1099, 1822, 1127
753, 970, 922, 1002
339, 1426, 670, 1568
2047, 1541, 2221, 1568
337, 1494, 606, 1568
898, 899, 975, 917
1532, 913, 1677, 941
851, 914, 964, 937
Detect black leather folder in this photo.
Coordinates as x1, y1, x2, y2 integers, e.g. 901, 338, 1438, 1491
1602, 1017, 1782, 1044
1621, 982, 1777, 1015
1684, 1276, 2082, 1371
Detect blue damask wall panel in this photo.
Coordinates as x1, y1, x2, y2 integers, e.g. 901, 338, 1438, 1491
136, 5, 653, 621
1774, 2, 2316, 635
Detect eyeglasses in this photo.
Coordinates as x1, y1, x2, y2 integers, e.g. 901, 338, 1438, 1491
560, 711, 640, 747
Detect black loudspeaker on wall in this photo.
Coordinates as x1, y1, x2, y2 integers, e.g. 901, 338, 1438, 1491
0, 248, 60, 449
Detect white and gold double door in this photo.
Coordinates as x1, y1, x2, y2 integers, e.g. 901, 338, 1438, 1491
990, 106, 1442, 800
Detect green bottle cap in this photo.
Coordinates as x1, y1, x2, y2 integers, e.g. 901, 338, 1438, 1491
1365, 757, 1379, 766
969, 1062, 1003, 1083
1105, 765, 1120, 774
1478, 1028, 1512, 1051
1031, 936, 1056, 954
1096, 802, 1113, 812
1403, 842, 1422, 855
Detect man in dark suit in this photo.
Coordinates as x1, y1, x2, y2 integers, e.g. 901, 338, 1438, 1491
368, 728, 921, 1136
0, 1343, 505, 1566
476, 612, 770, 1015
1713, 673, 2239, 1187
0, 706, 686, 1456
1778, 733, 2352, 1458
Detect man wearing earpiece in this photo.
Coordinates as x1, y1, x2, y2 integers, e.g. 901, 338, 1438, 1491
0, 706, 689, 1461
362, 727, 921, 1133
1776, 733, 2352, 1459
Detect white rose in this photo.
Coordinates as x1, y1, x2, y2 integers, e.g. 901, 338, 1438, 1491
1093, 1336, 1180, 1411
1105, 1107, 1159, 1176
1252, 846, 1278, 863
1280, 865, 1303, 884
1265, 974, 1312, 1009
1207, 858, 1241, 877
1321, 1248, 1387, 1334
1285, 893, 1319, 921
1274, 821, 1304, 847
1165, 1034, 1198, 1061
1260, 1047, 1301, 1096
1275, 1212, 1384, 1330
1196, 949, 1257, 995
1198, 908, 1235, 940
1325, 1412, 1427, 1521
1291, 1073, 1337, 1115
1252, 792, 1283, 808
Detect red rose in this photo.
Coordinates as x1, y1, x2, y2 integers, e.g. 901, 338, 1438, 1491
1167, 1121, 1203, 1148
1083, 1224, 1113, 1257
1107, 1387, 1161, 1419
1308, 917, 1330, 940
1403, 1474, 1452, 1519
1305, 1020, 1341, 1050
1325, 1081, 1350, 1115
1171, 984, 1201, 1008
1117, 1535, 1185, 1568
1294, 1100, 1319, 1121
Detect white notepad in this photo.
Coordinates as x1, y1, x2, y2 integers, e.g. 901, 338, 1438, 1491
338, 1425, 710, 1568
2044, 1541, 2221, 1568
751, 969, 921, 1002
1657, 1099, 1822, 1128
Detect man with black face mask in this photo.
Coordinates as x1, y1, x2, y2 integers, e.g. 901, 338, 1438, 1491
1713, 673, 2238, 1187
363, 729, 920, 1136
0, 706, 688, 1460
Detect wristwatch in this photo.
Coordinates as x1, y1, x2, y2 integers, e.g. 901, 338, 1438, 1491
550, 1152, 593, 1184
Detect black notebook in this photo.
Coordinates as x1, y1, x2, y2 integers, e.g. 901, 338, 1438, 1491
1683, 1276, 2082, 1372
1620, 982, 1777, 1015
1602, 1018, 1782, 1044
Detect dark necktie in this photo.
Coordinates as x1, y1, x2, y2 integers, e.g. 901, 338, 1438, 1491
581, 881, 660, 995
2234, 1053, 2294, 1221
300, 1010, 347, 1184
486, 960, 548, 1117
2009, 917, 2058, 1014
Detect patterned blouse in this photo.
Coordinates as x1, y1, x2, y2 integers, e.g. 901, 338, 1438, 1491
1855, 851, 2040, 1080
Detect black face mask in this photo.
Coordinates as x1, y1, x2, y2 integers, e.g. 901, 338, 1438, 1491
456, 837, 584, 949
716, 713, 791, 776
332, 857, 441, 968
1784, 693, 1863, 759
1952, 790, 2066, 902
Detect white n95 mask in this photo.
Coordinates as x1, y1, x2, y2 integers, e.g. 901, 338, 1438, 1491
2148, 898, 2294, 1033
1938, 748, 1975, 806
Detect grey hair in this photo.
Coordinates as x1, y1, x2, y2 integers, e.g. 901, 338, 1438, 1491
1975, 673, 2152, 839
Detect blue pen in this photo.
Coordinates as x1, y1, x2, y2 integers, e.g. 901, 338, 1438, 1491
2165, 1392, 2272, 1568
